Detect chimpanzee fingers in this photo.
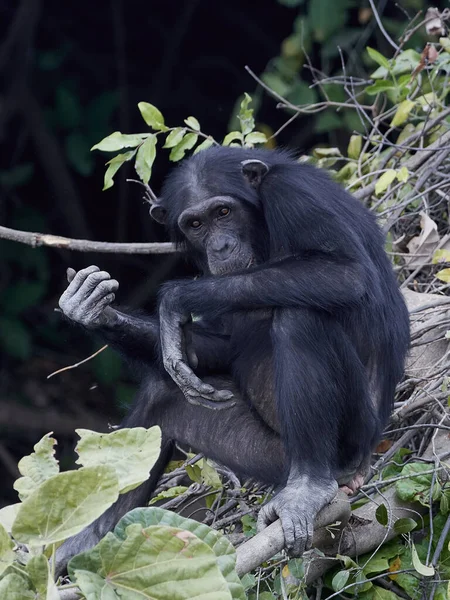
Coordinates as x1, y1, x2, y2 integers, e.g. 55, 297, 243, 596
257, 502, 279, 532
66, 267, 77, 283
85, 278, 119, 303
64, 265, 101, 294
182, 393, 235, 410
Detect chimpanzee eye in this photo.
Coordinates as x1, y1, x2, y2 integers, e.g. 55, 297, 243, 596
218, 207, 230, 217
189, 219, 202, 229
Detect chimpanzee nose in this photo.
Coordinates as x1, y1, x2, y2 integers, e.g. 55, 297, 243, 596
210, 235, 236, 259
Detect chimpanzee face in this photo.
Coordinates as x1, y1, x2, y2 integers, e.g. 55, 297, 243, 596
177, 196, 256, 275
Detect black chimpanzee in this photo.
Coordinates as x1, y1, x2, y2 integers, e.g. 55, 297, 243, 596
57, 146, 409, 567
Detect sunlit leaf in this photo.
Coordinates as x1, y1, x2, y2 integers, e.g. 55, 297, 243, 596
75, 426, 161, 494
223, 131, 243, 146
27, 555, 59, 600
0, 574, 34, 599
184, 116, 201, 131
238, 93, 255, 136
375, 169, 397, 195
432, 249, 450, 264
367, 47, 391, 70
332, 570, 350, 591
14, 433, 59, 501
169, 132, 198, 161
411, 543, 435, 576
149, 485, 188, 505
394, 518, 417, 535
163, 127, 186, 148
347, 135, 362, 159
12, 466, 119, 545
0, 523, 14, 576
138, 102, 168, 131
193, 137, 215, 154
396, 166, 409, 183
365, 81, 396, 96
391, 100, 415, 127
135, 135, 157, 184
436, 268, 450, 283
244, 132, 268, 146
103, 150, 136, 190
91, 131, 147, 152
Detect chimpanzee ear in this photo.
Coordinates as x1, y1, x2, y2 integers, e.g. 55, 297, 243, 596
149, 204, 167, 224
241, 159, 269, 188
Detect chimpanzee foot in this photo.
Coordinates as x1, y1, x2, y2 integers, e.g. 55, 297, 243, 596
257, 476, 338, 555
340, 473, 365, 496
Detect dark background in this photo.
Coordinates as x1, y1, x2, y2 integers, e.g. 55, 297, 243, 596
0, 0, 439, 503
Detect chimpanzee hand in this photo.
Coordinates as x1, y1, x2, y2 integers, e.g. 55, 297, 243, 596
58, 265, 119, 329
257, 476, 338, 555
159, 283, 235, 410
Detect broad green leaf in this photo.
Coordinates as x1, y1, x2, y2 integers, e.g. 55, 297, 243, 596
365, 81, 396, 96
14, 433, 59, 501
186, 463, 202, 484
347, 135, 362, 159
411, 543, 434, 576
0, 574, 34, 599
436, 268, 450, 283
194, 137, 215, 154
223, 131, 243, 146
394, 518, 417, 535
70, 525, 233, 600
336, 554, 358, 569
334, 162, 357, 183
12, 466, 119, 545
396, 166, 409, 183
363, 556, 389, 575
367, 47, 391, 70
169, 132, 198, 161
371, 586, 404, 599
163, 127, 185, 148
238, 93, 255, 136
0, 504, 20, 533
396, 462, 440, 505
103, 150, 136, 190
135, 135, 157, 184
0, 522, 14, 575
112, 507, 245, 600
244, 132, 268, 146
375, 503, 388, 526
396, 123, 416, 145
432, 249, 450, 264
391, 100, 415, 127
75, 426, 161, 494
440, 37, 450, 52
91, 131, 147, 152
375, 169, 397, 195
371, 49, 421, 79
149, 485, 188, 505
27, 554, 59, 600
201, 460, 222, 489
184, 116, 200, 131
332, 570, 350, 591
138, 102, 168, 131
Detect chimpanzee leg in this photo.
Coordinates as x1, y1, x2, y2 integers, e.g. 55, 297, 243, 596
258, 308, 377, 555
56, 368, 285, 572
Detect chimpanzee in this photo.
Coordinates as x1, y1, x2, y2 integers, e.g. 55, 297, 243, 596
57, 146, 409, 567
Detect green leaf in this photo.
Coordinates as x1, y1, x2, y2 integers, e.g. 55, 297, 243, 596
163, 127, 186, 148
440, 37, 450, 52
371, 586, 404, 599
0, 522, 15, 575
391, 100, 415, 127
110, 507, 245, 600
103, 150, 136, 190
363, 556, 389, 575
169, 132, 198, 161
261, 73, 290, 97
436, 268, 450, 283
186, 463, 202, 484
432, 249, 450, 264
367, 47, 391, 70
184, 116, 201, 131
244, 132, 268, 146
91, 131, 147, 152
238, 93, 255, 136
138, 102, 168, 131
332, 570, 350, 591
365, 81, 396, 96
193, 137, 215, 154
376, 503, 389, 526
0, 317, 32, 359
201, 460, 222, 489
135, 135, 157, 184
394, 518, 417, 535
223, 131, 243, 146
313, 147, 342, 158
396, 462, 439, 505
27, 554, 59, 600
375, 169, 397, 195
0, 504, 20, 533
12, 466, 119, 545
0, 574, 34, 599
75, 426, 161, 494
149, 485, 188, 505
411, 543, 434, 576
396, 166, 409, 183
347, 135, 362, 159
14, 433, 59, 501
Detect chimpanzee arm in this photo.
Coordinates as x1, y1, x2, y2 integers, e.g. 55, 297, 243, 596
158, 253, 368, 404
58, 266, 232, 375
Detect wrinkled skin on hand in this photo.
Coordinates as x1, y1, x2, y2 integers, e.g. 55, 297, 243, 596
58, 266, 119, 329
257, 475, 338, 555
159, 283, 235, 410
